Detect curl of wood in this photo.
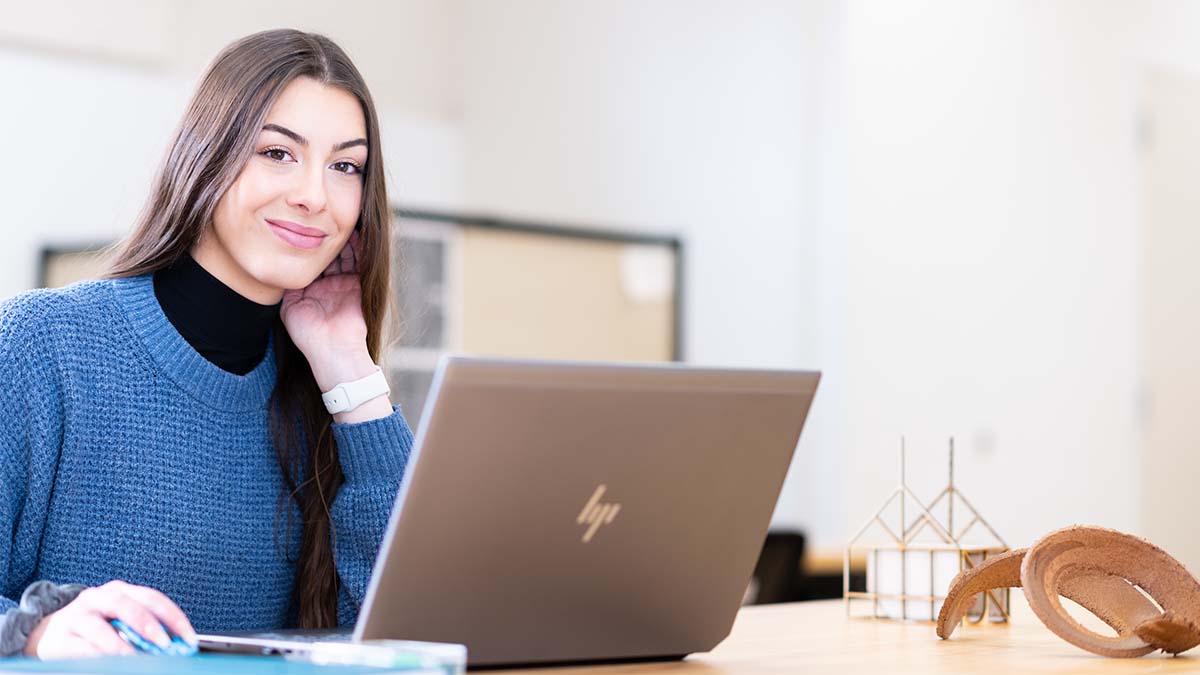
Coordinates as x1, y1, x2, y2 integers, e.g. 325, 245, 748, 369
935, 526, 1200, 657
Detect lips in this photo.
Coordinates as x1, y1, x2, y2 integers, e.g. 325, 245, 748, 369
266, 218, 326, 250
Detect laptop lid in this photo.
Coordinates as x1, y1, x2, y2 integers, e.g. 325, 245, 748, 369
355, 356, 820, 667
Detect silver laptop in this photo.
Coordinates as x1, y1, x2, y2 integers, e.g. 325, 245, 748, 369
199, 355, 820, 667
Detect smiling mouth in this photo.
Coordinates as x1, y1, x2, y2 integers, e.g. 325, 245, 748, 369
265, 219, 326, 250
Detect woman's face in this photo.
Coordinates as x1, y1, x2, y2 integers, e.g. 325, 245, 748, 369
194, 76, 369, 304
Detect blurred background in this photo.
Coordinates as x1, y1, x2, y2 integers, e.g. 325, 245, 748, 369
5, 0, 1200, 602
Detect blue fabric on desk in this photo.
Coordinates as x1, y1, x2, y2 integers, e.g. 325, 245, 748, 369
0, 274, 413, 633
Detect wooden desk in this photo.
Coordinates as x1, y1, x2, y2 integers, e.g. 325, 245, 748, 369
505, 599, 1198, 674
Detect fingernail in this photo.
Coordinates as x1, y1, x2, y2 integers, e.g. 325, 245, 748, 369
148, 624, 171, 648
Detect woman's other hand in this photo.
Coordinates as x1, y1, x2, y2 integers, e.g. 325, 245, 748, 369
23, 580, 196, 659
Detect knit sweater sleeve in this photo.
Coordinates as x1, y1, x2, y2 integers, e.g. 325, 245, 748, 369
0, 292, 66, 615
329, 405, 413, 626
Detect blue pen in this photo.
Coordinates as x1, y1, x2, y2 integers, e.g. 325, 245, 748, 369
110, 619, 198, 657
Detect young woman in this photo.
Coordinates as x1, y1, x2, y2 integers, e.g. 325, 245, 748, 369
0, 29, 412, 659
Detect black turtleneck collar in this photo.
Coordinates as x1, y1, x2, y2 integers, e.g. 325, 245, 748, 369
153, 253, 281, 376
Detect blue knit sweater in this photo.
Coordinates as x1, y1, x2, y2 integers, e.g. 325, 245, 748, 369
0, 274, 413, 631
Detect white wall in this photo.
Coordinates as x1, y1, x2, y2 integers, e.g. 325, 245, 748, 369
0, 47, 187, 298
836, 0, 1145, 550
831, 0, 1200, 552
169, 0, 462, 123
0, 0, 172, 65
1142, 0, 1200, 76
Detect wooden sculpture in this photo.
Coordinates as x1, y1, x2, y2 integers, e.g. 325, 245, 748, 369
936, 525, 1200, 657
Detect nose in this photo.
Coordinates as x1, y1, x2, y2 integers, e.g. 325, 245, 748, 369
285, 160, 327, 214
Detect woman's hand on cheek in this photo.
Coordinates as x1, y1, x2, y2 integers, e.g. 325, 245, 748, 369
279, 229, 381, 395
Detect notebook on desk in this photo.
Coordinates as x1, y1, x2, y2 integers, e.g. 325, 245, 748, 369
0, 653, 442, 675
199, 355, 821, 668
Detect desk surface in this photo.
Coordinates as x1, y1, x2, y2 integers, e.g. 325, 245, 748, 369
503, 598, 1199, 674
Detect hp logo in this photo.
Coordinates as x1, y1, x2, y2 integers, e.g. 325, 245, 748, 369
576, 485, 621, 543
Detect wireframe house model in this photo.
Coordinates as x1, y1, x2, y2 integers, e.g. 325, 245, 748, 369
844, 439, 1009, 623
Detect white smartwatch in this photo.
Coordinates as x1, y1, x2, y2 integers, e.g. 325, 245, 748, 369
321, 366, 391, 414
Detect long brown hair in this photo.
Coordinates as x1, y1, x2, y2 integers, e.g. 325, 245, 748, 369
102, 29, 394, 628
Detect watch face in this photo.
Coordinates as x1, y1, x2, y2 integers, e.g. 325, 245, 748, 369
323, 387, 348, 414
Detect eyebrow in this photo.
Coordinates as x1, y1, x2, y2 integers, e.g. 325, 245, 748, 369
262, 123, 367, 153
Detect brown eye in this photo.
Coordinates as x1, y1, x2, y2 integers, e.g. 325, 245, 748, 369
262, 148, 293, 162
332, 161, 363, 176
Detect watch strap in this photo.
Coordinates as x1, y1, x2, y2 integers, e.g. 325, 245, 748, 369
321, 366, 390, 414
